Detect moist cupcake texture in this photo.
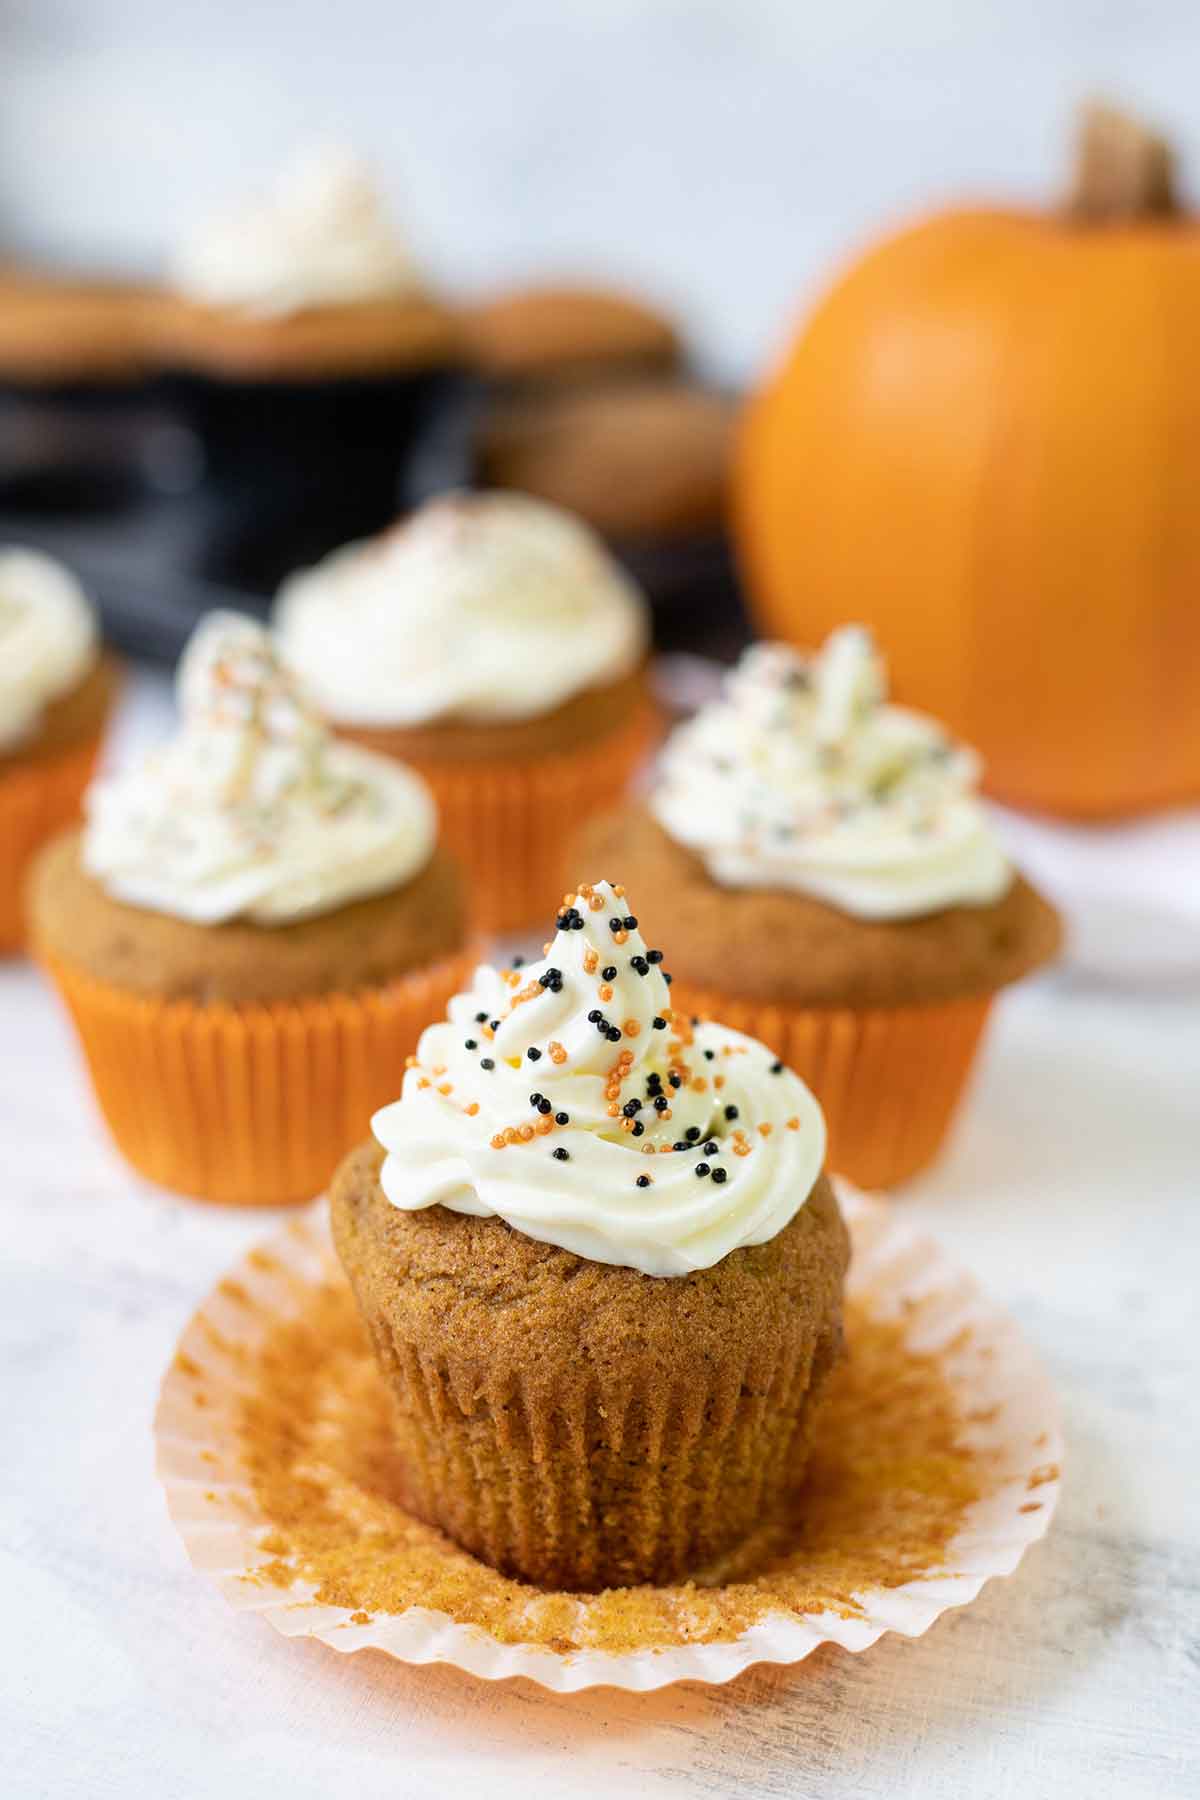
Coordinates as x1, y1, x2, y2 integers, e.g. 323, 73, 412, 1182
29, 613, 470, 1204
331, 878, 847, 1591
275, 492, 656, 931
572, 631, 1059, 1187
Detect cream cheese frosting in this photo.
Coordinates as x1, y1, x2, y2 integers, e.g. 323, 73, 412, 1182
171, 144, 419, 317
650, 629, 1012, 921
83, 612, 436, 926
274, 491, 649, 728
373, 879, 826, 1275
0, 548, 97, 752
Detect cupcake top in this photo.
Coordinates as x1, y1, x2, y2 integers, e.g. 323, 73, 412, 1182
83, 612, 435, 926
372, 878, 826, 1276
651, 629, 1011, 920
0, 547, 97, 752
274, 491, 649, 728
170, 144, 419, 318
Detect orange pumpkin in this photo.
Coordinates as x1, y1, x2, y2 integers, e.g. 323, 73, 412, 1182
735, 105, 1200, 819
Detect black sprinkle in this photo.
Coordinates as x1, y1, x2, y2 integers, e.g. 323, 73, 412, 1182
538, 968, 563, 991
770, 1061, 783, 1074
474, 1011, 488, 1023
480, 1058, 495, 1071
652, 1017, 667, 1031
608, 917, 622, 931
703, 1049, 715, 1061
653, 1096, 669, 1112
685, 1126, 701, 1142
489, 1020, 501, 1033
636, 1174, 651, 1188
511, 955, 525, 968
552, 1146, 570, 1161
673, 1141, 689, 1152
607, 1027, 622, 1042
464, 1039, 478, 1050
601, 965, 617, 981
587, 1009, 602, 1023
529, 1092, 544, 1107
623, 915, 638, 929
691, 1016, 700, 1027
663, 972, 673, 986
537, 1099, 552, 1115
555, 1111, 569, 1126
668, 1073, 682, 1089
711, 1167, 728, 1185
703, 1140, 719, 1155
527, 1047, 542, 1062
630, 955, 649, 976
631, 1120, 645, 1137
724, 1105, 739, 1121
695, 1163, 711, 1178
622, 1099, 642, 1117
646, 949, 663, 964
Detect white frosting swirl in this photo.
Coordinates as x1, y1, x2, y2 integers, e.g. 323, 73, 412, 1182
275, 492, 649, 728
0, 548, 97, 752
373, 879, 826, 1276
651, 629, 1012, 921
171, 144, 418, 317
83, 612, 436, 926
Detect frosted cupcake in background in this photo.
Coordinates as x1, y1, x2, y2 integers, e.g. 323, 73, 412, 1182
275, 491, 657, 934
331, 877, 847, 1591
575, 628, 1061, 1188
28, 612, 472, 1206
0, 548, 118, 952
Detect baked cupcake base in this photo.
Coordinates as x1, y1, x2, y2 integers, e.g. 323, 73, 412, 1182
331, 1141, 848, 1592
574, 806, 1061, 1189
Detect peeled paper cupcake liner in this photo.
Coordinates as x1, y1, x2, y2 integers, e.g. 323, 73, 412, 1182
0, 735, 105, 954
41, 948, 476, 1207
154, 1188, 1062, 1691
668, 983, 993, 1190
404, 703, 658, 937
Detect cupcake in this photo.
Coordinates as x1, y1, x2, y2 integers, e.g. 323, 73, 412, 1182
460, 283, 681, 386
150, 145, 461, 591
274, 491, 657, 936
331, 877, 848, 1591
0, 547, 118, 952
575, 630, 1061, 1190
0, 265, 149, 391
29, 613, 472, 1206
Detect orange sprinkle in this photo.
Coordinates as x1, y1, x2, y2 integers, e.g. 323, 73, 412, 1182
588, 893, 605, 912
733, 1142, 752, 1157
519, 1124, 535, 1142
432, 1064, 447, 1076
621, 1118, 635, 1133
548, 1041, 567, 1065
504, 1127, 520, 1145
404, 1055, 418, 1069
490, 1134, 506, 1150
536, 1115, 554, 1136
417, 1078, 431, 1090
659, 1144, 673, 1154
599, 985, 614, 1002
759, 1122, 773, 1138
692, 1077, 708, 1093
607, 1103, 621, 1118
583, 949, 598, 975
464, 1103, 479, 1117
511, 980, 542, 1008
624, 1020, 641, 1038
714, 1075, 725, 1090
613, 929, 628, 945
787, 1117, 800, 1131
642, 1142, 657, 1155
437, 1083, 452, 1096
613, 884, 625, 898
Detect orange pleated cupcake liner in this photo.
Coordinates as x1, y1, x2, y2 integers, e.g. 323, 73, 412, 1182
407, 703, 658, 937
0, 735, 104, 954
40, 947, 476, 1207
669, 983, 993, 1191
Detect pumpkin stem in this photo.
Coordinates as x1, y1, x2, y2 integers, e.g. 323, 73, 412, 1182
1067, 100, 1178, 222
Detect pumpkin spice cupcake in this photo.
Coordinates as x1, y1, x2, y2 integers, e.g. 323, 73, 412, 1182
0, 548, 118, 953
275, 491, 656, 935
29, 613, 472, 1206
575, 630, 1061, 1189
331, 877, 847, 1591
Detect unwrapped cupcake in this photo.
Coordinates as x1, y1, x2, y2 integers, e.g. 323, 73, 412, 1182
275, 491, 657, 934
29, 613, 472, 1206
1, 548, 118, 952
576, 629, 1061, 1189
332, 878, 847, 1590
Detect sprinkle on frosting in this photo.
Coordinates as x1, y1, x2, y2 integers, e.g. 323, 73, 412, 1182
171, 143, 419, 317
83, 612, 436, 926
372, 880, 826, 1276
273, 491, 648, 729
0, 547, 96, 752
650, 628, 1012, 921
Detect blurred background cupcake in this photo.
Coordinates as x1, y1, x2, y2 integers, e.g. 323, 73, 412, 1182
29, 613, 471, 1205
274, 489, 656, 935
0, 546, 118, 952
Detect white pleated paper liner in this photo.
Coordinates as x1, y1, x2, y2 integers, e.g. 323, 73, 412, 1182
154, 1189, 1062, 1692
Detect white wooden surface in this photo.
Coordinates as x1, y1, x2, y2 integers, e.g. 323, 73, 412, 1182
3, 675, 1199, 1799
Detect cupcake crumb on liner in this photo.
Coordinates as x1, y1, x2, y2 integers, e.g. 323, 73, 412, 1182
40, 948, 476, 1207
154, 1188, 1061, 1690
1, 737, 106, 954
399, 702, 657, 937
667, 985, 992, 1190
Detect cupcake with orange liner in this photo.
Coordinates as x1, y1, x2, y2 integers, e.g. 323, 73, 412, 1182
575, 629, 1061, 1190
0, 548, 119, 954
274, 491, 656, 936
28, 613, 472, 1207
331, 877, 847, 1591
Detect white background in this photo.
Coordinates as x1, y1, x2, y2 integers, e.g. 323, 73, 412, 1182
3, 2, 1200, 375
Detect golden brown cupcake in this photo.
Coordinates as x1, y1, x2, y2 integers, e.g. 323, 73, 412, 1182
274, 491, 657, 935
478, 377, 735, 542
0, 548, 118, 952
0, 265, 149, 387
573, 631, 1061, 1189
331, 877, 847, 1591
460, 283, 680, 385
29, 613, 472, 1206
